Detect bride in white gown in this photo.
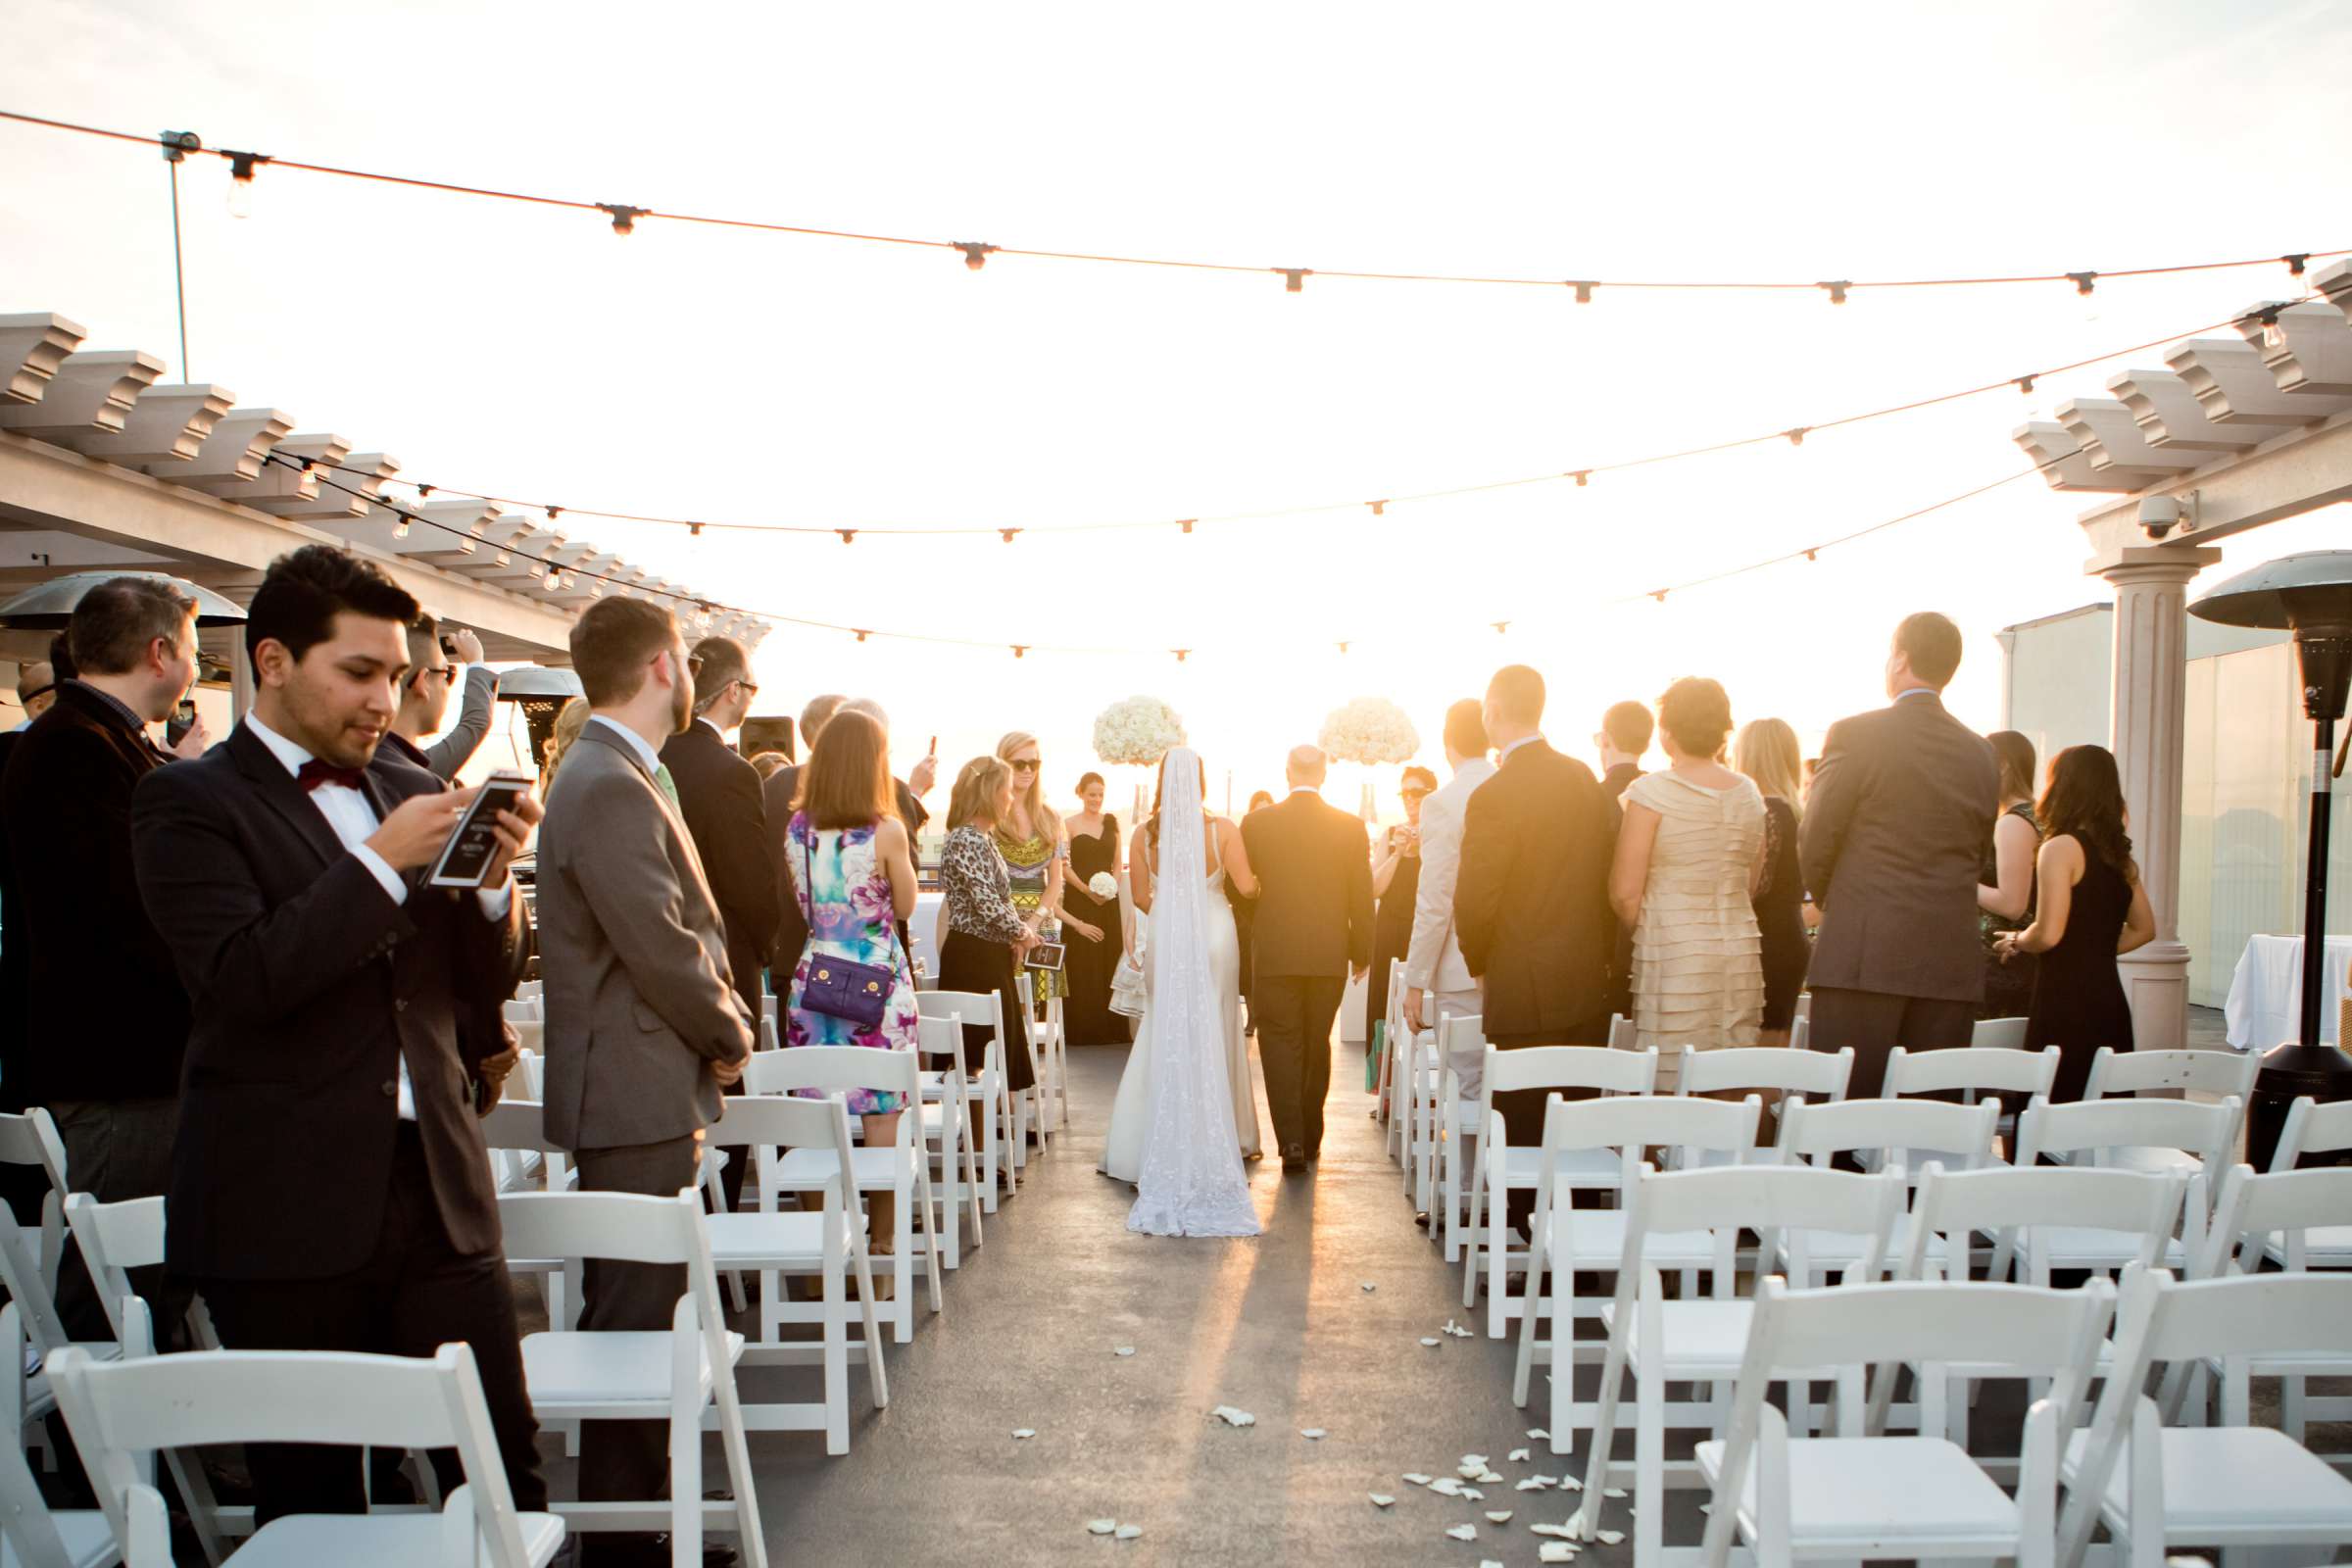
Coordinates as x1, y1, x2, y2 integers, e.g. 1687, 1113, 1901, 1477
1099, 748, 1263, 1237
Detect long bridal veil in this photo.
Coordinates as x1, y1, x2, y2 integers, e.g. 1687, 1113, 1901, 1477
1128, 749, 1261, 1239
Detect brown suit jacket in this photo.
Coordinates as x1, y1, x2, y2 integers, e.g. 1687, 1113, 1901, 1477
1453, 739, 1618, 1039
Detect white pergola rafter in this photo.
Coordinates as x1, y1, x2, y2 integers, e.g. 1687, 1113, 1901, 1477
2006, 260, 2352, 1053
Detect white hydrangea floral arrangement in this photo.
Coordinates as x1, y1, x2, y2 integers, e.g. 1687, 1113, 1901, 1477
1318, 697, 1421, 764
1088, 870, 1118, 899
1093, 695, 1188, 766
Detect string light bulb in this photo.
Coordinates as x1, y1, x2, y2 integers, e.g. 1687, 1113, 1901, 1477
598, 203, 648, 235
837, 529, 856, 545
1650, 589, 1667, 603
1177, 518, 1196, 535
854, 629, 869, 643
1000, 528, 1020, 544
956, 242, 998, 271
1804, 548, 1819, 562
1336, 641, 1349, 655
225, 150, 268, 219
1173, 649, 1189, 662
2283, 253, 2311, 276
1568, 280, 1595, 303
1818, 280, 1851, 305
2015, 375, 2035, 395
546, 506, 563, 522
416, 483, 434, 499
2067, 270, 2097, 296
391, 514, 411, 540
1571, 470, 1591, 487
1010, 644, 1027, 659
1784, 427, 1808, 447
1492, 620, 1509, 634
688, 522, 703, 537
1278, 268, 1310, 293
1367, 500, 1387, 516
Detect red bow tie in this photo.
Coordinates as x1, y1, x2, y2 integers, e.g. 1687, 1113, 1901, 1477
298, 759, 367, 793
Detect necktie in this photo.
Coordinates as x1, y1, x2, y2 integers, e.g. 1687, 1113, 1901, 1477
655, 763, 682, 811
299, 759, 368, 793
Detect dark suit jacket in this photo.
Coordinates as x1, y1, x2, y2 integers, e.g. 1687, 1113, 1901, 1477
131, 723, 526, 1279
1453, 739, 1618, 1039
1798, 692, 1998, 1004
0, 729, 28, 1112
1239, 790, 1373, 980
662, 721, 779, 1013
2, 683, 189, 1104
1600, 761, 1642, 805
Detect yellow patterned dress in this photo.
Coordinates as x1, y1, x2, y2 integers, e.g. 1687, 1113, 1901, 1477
994, 822, 1066, 1002
1627, 770, 1767, 1054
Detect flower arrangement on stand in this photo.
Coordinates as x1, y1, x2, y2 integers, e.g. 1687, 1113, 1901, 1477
1319, 697, 1421, 825
1093, 695, 1188, 766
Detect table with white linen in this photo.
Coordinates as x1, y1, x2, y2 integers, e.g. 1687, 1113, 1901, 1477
2223, 932, 2352, 1050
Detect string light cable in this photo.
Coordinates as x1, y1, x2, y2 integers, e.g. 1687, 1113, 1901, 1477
1, 108, 2339, 300
272, 299, 2297, 542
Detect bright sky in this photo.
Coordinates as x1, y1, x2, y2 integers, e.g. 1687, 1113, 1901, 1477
6, 0, 2349, 818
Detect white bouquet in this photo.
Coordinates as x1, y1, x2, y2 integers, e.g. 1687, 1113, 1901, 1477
1088, 870, 1118, 900
1093, 695, 1187, 766
1318, 697, 1421, 764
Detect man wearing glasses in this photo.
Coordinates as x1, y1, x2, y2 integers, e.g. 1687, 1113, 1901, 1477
384, 614, 498, 782
659, 635, 780, 1032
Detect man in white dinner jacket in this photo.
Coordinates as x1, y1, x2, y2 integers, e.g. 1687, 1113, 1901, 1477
1399, 698, 1497, 1091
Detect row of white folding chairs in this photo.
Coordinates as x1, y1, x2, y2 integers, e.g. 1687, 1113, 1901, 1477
1520, 1150, 2352, 1568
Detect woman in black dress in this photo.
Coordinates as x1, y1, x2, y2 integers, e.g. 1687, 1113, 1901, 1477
1735, 718, 1810, 1046
936, 757, 1038, 1142
1976, 730, 2041, 1020
1363, 768, 1436, 1081
1060, 771, 1128, 1046
1994, 745, 2156, 1102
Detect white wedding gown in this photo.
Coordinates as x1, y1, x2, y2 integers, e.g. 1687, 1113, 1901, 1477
1098, 751, 1261, 1237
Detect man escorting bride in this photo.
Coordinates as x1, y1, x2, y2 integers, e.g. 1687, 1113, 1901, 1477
1099, 747, 1263, 1237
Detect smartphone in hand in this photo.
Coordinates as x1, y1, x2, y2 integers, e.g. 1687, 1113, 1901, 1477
428, 770, 534, 889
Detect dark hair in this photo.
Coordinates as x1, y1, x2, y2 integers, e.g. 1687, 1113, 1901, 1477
1146, 751, 1209, 849
1987, 730, 2038, 805
749, 750, 789, 779
69, 575, 196, 676
569, 597, 678, 707
1076, 771, 1105, 795
1894, 611, 1965, 689
404, 611, 441, 667
2037, 744, 2134, 878
46, 632, 76, 683
690, 636, 750, 710
795, 709, 894, 830
1487, 663, 1545, 726
1656, 676, 1734, 760
246, 545, 419, 665
1601, 699, 1654, 757
1248, 790, 1274, 811
1400, 765, 1438, 794
1442, 698, 1489, 758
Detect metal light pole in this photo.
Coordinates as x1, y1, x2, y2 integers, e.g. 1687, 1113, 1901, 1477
2189, 552, 2352, 1170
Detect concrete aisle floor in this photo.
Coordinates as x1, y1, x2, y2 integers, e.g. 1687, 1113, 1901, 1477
728, 1035, 1615, 1566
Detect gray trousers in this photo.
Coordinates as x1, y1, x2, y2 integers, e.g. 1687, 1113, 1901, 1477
48, 1096, 185, 1346
574, 1132, 704, 1555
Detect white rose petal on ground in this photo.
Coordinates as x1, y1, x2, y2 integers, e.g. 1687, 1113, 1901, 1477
1508, 1447, 1532, 1462
1420, 1337, 1442, 1348
1461, 1487, 1485, 1501
1558, 1475, 1584, 1491
1482, 1560, 1505, 1568
1515, 1478, 1550, 1493
1115, 1525, 1143, 1541
1485, 1510, 1514, 1523
1088, 1520, 1118, 1536
1012, 1429, 1036, 1440
1541, 1543, 1580, 1563
1597, 1529, 1627, 1545
1211, 1405, 1255, 1428
1602, 1488, 1627, 1498
1527, 1429, 1549, 1440
1477, 1471, 1505, 1484
1113, 1347, 1135, 1357
1370, 1494, 1396, 1508
1428, 1478, 1464, 1497
1445, 1524, 1478, 1543
1361, 1282, 1377, 1292
1532, 1522, 1572, 1538
1461, 1453, 1489, 1467
1402, 1473, 1433, 1487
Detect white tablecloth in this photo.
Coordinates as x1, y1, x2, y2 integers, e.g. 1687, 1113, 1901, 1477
2223, 933, 2352, 1050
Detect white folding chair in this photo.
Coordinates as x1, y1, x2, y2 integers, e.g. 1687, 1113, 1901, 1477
2258, 1095, 2352, 1266
0, 1109, 71, 1319
2060, 1269, 2352, 1568
1406, 1010, 1469, 1214
0, 1304, 115, 1568
1608, 1012, 1637, 1051
1885, 1041, 2058, 1156
2013, 1096, 2240, 1273
2195, 1161, 2352, 1447
496, 1191, 766, 1561
700, 1094, 891, 1453
48, 1343, 564, 1567
1511, 1095, 1764, 1447
1971, 1015, 2029, 1049
1571, 1162, 1906, 1563
2077, 1046, 2259, 1181
915, 991, 1014, 1209
741, 1046, 943, 1341
1694, 1277, 2110, 1568
911, 1014, 984, 1266
1774, 1098, 2001, 1285
1009, 972, 1053, 1165
1673, 1045, 1854, 1162
1460, 1045, 1661, 1330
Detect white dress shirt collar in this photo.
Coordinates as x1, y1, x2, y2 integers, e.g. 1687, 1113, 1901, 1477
591, 713, 664, 775
245, 711, 325, 777
1499, 733, 1544, 760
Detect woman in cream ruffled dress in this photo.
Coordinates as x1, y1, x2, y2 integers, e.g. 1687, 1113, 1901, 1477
1609, 677, 1767, 1069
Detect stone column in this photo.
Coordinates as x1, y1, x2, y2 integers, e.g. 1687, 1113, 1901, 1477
2095, 543, 2220, 1053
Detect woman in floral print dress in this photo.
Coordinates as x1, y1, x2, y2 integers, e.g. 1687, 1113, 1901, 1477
781, 710, 919, 1256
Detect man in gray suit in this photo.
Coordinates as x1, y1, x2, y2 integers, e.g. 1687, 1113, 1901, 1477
1799, 612, 1999, 1099
537, 596, 755, 1566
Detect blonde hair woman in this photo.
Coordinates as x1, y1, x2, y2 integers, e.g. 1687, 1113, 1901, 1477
993, 730, 1075, 1004
936, 757, 1038, 1141
543, 696, 591, 784
1735, 716, 1810, 1044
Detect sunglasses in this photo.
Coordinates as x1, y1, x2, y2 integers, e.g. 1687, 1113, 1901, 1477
1009, 758, 1041, 773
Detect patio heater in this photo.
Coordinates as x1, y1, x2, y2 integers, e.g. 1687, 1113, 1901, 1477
2188, 551, 2352, 1170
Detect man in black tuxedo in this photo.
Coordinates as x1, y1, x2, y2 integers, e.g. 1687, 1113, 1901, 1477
1239, 745, 1373, 1172
1799, 612, 1999, 1098
662, 636, 779, 1026
4, 577, 200, 1336
1592, 699, 1651, 1017
130, 545, 543, 1524
1454, 665, 1618, 1225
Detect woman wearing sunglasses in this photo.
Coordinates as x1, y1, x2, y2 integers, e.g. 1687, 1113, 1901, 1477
993, 731, 1091, 1008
